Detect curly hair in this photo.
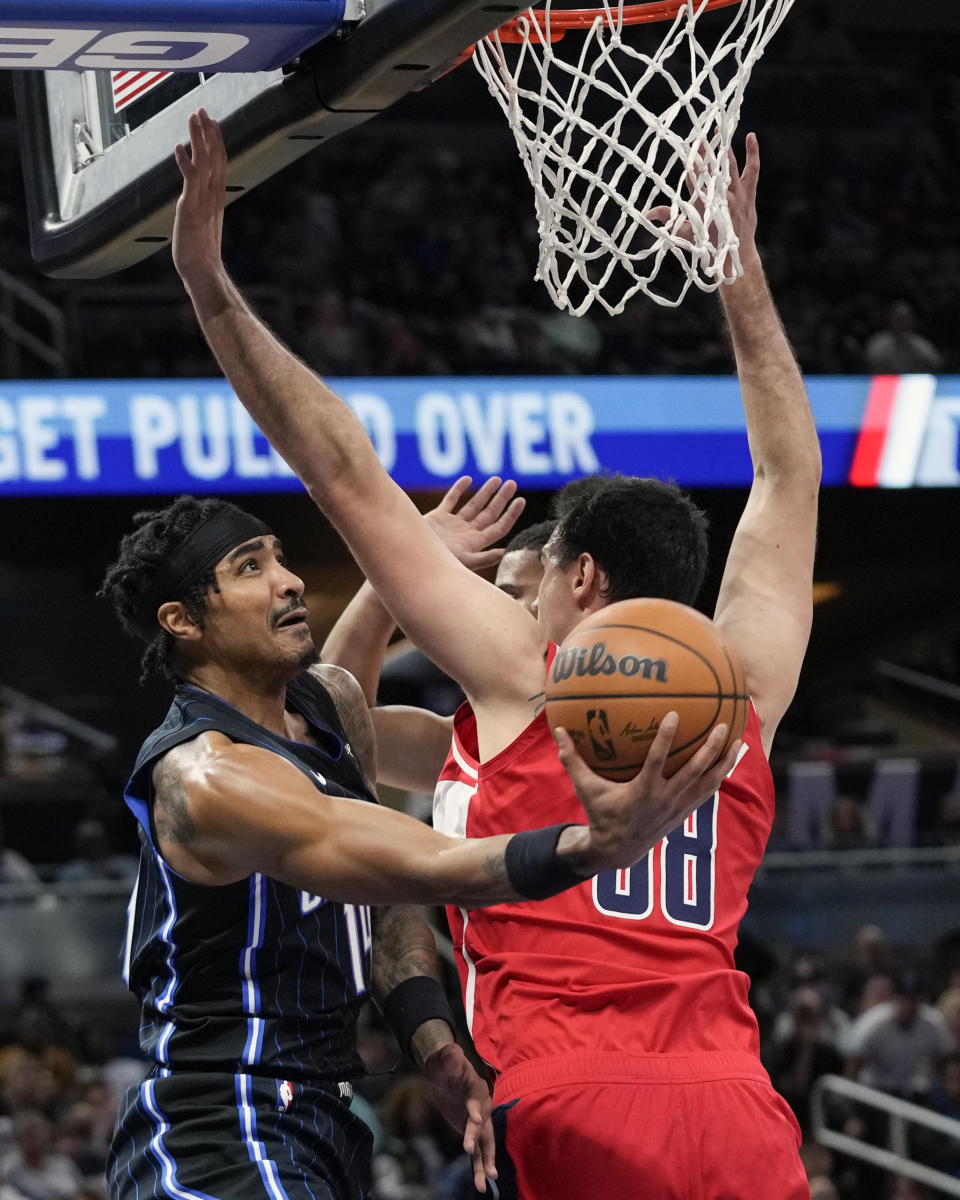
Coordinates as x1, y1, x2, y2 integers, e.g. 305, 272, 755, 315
551, 475, 709, 607
99, 496, 237, 685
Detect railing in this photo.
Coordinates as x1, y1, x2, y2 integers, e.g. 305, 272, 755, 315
0, 683, 118, 760
761, 846, 960, 873
0, 266, 69, 377
811, 1074, 960, 1197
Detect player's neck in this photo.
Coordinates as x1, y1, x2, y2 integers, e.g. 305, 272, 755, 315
183, 663, 294, 738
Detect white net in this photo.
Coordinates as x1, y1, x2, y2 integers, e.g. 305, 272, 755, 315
473, 0, 796, 316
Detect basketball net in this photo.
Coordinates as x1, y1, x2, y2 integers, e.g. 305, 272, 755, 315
472, 0, 796, 316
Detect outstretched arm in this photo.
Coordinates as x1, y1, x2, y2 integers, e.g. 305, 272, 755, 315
173, 112, 545, 760
712, 134, 822, 754
150, 705, 739, 906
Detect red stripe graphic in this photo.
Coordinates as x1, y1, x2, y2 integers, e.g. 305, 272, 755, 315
111, 70, 171, 112
849, 375, 899, 487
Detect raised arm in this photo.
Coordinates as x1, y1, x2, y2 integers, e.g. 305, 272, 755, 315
322, 476, 525, 791
712, 134, 822, 754
172, 112, 544, 759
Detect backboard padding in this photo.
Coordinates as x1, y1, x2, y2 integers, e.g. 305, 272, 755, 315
15, 0, 525, 278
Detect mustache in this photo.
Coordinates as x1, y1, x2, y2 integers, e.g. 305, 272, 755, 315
272, 598, 308, 628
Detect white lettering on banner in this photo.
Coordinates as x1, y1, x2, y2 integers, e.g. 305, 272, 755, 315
509, 392, 551, 474
131, 393, 296, 482
76, 30, 249, 71
461, 393, 507, 474
61, 397, 106, 479
131, 395, 178, 479
348, 393, 397, 471
418, 393, 467, 475
414, 390, 598, 476
0, 28, 90, 69
0, 28, 249, 72
181, 396, 230, 480
21, 399, 64, 481
0, 394, 108, 483
231, 399, 272, 478
0, 400, 19, 481
549, 391, 599, 473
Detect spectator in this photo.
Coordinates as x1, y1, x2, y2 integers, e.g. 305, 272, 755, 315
299, 289, 370, 376
768, 986, 845, 1131
0, 1111, 82, 1200
0, 1004, 77, 1097
936, 986, 960, 1047
54, 818, 137, 884
371, 1075, 459, 1200
864, 300, 944, 375
821, 794, 874, 849
839, 924, 893, 1012
845, 971, 953, 1101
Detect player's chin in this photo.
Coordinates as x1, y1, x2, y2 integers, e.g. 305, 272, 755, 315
293, 638, 321, 672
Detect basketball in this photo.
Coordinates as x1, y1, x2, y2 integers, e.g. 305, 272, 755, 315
545, 597, 748, 780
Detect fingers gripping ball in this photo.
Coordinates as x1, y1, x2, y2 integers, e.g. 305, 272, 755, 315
545, 598, 748, 779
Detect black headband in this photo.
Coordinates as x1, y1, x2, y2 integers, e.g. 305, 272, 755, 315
132, 506, 272, 638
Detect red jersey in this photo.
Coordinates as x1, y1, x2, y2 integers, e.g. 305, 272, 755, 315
434, 651, 772, 1077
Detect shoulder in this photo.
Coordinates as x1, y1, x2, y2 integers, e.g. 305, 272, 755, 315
307, 663, 371, 736
150, 729, 244, 799
307, 663, 377, 785
308, 662, 366, 705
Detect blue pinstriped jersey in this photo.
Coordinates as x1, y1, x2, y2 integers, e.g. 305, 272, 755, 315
121, 674, 375, 1083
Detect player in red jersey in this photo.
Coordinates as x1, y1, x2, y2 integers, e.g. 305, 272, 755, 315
171, 112, 818, 1199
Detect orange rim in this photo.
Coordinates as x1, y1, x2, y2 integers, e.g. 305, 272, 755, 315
492, 0, 743, 42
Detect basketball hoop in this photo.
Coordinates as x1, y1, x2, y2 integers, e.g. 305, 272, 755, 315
472, 0, 796, 315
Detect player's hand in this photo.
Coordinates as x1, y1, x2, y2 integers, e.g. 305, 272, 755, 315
422, 1042, 497, 1193
424, 476, 526, 571
172, 109, 228, 285
646, 134, 760, 277
554, 714, 742, 872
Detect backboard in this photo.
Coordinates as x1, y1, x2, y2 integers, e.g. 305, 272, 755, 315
7, 0, 524, 278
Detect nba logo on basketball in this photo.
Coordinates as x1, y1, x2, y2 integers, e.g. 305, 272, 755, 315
277, 1081, 295, 1112
586, 710, 617, 762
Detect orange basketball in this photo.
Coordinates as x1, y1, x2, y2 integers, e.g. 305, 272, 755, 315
545, 597, 748, 780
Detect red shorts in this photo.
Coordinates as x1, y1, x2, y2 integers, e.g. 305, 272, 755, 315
488, 1052, 807, 1200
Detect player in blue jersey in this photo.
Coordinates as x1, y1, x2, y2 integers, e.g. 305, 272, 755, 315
99, 478, 740, 1200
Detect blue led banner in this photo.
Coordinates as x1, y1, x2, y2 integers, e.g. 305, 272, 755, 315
0, 0, 345, 72
0, 374, 957, 496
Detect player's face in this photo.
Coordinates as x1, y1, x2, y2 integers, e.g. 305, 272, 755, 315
533, 532, 583, 644
494, 549, 544, 615
200, 535, 318, 678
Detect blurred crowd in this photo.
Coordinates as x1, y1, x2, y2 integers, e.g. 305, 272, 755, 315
0, 8, 959, 383
3, 919, 960, 1199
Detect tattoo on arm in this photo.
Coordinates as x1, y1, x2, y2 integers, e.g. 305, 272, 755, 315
371, 905, 442, 998
312, 665, 377, 786
152, 754, 197, 846
483, 849, 510, 888
528, 690, 547, 717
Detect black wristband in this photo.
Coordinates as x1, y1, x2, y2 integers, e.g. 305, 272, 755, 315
504, 823, 587, 901
380, 976, 457, 1062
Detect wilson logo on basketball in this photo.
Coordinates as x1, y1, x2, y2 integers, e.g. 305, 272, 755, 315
551, 642, 668, 684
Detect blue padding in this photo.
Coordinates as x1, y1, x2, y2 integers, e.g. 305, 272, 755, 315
1, 0, 346, 71
5, 0, 343, 22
